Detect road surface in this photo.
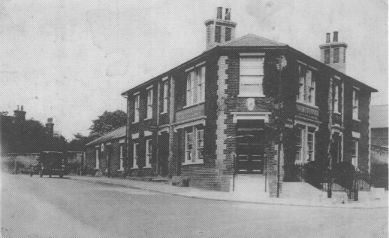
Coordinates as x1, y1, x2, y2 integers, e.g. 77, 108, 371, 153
1, 173, 387, 238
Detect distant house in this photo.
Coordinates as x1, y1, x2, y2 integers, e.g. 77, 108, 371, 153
370, 105, 388, 188
85, 126, 126, 177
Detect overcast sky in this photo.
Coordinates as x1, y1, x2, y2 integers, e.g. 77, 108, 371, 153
0, 0, 387, 139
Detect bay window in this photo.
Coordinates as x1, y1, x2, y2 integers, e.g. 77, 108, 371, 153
239, 55, 264, 97
119, 143, 125, 171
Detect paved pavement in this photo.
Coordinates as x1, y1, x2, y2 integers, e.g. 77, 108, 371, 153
1, 173, 388, 238
70, 175, 388, 209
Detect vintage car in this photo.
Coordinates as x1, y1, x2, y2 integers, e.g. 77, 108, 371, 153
35, 151, 68, 178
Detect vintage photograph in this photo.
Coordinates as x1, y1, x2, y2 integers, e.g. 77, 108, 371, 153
1, 0, 388, 237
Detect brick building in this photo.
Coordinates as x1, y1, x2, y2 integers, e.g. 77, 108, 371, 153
85, 126, 126, 177
119, 8, 376, 196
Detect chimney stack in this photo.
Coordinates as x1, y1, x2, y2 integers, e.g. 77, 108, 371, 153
13, 105, 26, 123
204, 7, 237, 50
319, 31, 347, 73
46, 118, 54, 137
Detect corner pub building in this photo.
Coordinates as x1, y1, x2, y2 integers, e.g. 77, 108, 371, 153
94, 7, 377, 197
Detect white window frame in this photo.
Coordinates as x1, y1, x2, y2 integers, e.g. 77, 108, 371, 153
183, 126, 204, 165
352, 139, 359, 168
352, 88, 359, 120
161, 80, 169, 114
145, 139, 152, 168
146, 87, 153, 119
119, 143, 124, 171
333, 82, 339, 113
239, 55, 264, 97
133, 94, 140, 123
295, 123, 317, 165
95, 149, 100, 169
133, 143, 139, 169
185, 66, 205, 107
297, 64, 316, 106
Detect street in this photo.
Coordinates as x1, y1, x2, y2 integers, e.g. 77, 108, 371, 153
1, 174, 387, 238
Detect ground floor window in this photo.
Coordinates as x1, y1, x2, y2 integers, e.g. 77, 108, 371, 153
95, 149, 100, 169
184, 126, 204, 164
295, 124, 317, 164
119, 143, 125, 171
145, 139, 152, 168
351, 139, 358, 168
133, 143, 139, 168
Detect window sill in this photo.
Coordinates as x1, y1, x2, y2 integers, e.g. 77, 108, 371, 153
352, 118, 361, 122
130, 167, 139, 170
238, 94, 265, 98
160, 111, 167, 115
144, 165, 152, 169
144, 117, 152, 121
183, 102, 205, 110
182, 160, 204, 166
117, 169, 124, 172
132, 121, 139, 124
333, 111, 341, 115
296, 101, 319, 109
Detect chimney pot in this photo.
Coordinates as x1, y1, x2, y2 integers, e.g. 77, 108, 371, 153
217, 7, 223, 19
326, 33, 331, 43
21, 105, 24, 111
333, 31, 338, 42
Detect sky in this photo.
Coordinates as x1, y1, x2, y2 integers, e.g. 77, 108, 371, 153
0, 0, 387, 139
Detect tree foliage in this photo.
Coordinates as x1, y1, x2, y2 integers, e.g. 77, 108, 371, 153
89, 110, 126, 137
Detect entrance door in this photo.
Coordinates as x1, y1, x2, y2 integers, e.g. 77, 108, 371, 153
158, 132, 169, 177
236, 120, 265, 174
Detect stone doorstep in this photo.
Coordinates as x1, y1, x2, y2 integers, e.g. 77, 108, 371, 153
125, 176, 169, 183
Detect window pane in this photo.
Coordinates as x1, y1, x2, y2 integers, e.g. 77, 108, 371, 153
240, 76, 263, 96
240, 57, 264, 75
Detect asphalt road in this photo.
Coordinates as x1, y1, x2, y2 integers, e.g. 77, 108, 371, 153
1, 174, 387, 238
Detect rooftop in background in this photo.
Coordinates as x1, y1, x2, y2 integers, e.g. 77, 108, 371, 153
370, 105, 388, 129
222, 34, 287, 47
86, 126, 126, 146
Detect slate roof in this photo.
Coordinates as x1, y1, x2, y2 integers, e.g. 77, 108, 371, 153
370, 105, 388, 129
86, 126, 126, 146
222, 34, 287, 47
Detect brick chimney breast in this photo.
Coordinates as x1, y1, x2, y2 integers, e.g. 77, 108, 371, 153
205, 7, 237, 50
319, 31, 347, 73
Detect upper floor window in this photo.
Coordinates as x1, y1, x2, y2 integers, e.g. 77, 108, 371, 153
239, 55, 264, 97
297, 65, 316, 106
225, 27, 231, 41
133, 94, 140, 123
184, 126, 204, 164
324, 49, 330, 64
146, 87, 153, 119
186, 66, 205, 106
352, 88, 359, 120
215, 26, 221, 43
161, 80, 169, 114
333, 81, 342, 114
333, 48, 339, 63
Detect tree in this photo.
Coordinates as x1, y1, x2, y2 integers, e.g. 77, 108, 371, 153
68, 133, 90, 151
89, 110, 126, 137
